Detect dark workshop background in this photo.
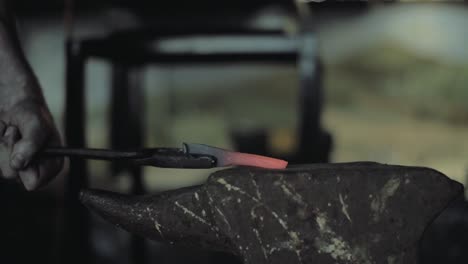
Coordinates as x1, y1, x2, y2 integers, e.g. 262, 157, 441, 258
14, 2, 468, 189
3, 0, 468, 263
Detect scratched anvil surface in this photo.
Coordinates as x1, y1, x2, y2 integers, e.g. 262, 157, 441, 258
81, 162, 463, 264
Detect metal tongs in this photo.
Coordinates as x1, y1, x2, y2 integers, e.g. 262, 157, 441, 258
42, 143, 288, 169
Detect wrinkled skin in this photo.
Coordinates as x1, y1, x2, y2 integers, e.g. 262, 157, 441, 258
0, 1, 63, 190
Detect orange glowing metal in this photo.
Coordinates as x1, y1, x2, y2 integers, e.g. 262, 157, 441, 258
184, 143, 288, 169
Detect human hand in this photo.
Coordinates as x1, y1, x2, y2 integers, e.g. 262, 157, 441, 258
0, 99, 63, 190
0, 1, 64, 190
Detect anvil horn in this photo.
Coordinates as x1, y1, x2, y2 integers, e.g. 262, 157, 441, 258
80, 187, 233, 253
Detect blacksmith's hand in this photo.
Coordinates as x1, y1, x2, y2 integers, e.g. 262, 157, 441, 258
0, 98, 63, 190
0, 2, 63, 190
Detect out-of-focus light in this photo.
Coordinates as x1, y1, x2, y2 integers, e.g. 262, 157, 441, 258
297, 0, 327, 2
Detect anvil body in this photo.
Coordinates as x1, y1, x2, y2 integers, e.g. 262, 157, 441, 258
81, 162, 463, 264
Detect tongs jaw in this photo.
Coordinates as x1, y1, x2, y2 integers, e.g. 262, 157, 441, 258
183, 143, 288, 169
131, 146, 216, 168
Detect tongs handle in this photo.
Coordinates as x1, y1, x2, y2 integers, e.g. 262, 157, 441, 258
42, 147, 216, 169
42, 147, 143, 160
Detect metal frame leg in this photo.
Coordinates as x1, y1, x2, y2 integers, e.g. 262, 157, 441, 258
110, 63, 146, 264
297, 32, 331, 163
62, 39, 91, 263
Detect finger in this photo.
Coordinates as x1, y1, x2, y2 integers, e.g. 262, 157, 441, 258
36, 133, 64, 189
2, 165, 18, 179
1, 159, 17, 179
19, 164, 39, 191
11, 117, 47, 170
22, 133, 63, 191
35, 157, 63, 190
0, 121, 8, 178
1, 126, 19, 179
0, 121, 6, 136
4, 126, 20, 146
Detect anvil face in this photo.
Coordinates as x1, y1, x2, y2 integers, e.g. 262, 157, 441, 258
81, 162, 463, 264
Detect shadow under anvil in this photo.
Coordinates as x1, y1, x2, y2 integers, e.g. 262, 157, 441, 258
80, 162, 463, 264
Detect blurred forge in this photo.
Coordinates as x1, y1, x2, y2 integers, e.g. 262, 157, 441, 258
3, 1, 468, 264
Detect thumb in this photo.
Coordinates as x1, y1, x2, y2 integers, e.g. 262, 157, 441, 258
10, 120, 47, 170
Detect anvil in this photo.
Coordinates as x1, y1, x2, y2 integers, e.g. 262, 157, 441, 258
80, 162, 463, 264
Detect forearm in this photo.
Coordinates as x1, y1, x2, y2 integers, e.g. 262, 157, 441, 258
0, 0, 45, 111
0, 1, 62, 190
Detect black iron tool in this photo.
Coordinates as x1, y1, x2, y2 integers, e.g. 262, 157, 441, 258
43, 143, 288, 169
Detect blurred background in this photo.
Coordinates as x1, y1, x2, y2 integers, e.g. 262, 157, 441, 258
15, 2, 468, 188
3, 0, 468, 264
